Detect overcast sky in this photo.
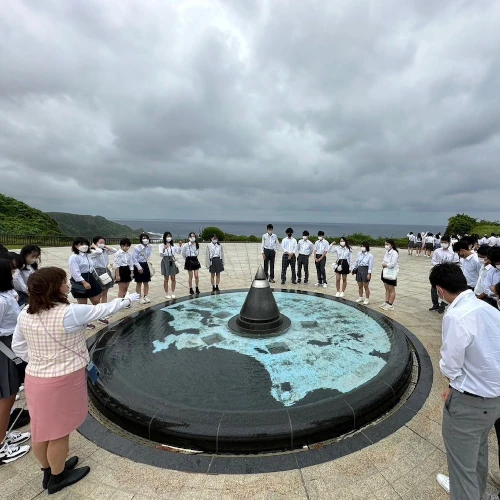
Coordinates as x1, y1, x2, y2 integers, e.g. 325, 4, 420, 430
1, 0, 500, 225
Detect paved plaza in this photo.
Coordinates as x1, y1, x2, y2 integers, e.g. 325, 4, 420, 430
2, 243, 499, 499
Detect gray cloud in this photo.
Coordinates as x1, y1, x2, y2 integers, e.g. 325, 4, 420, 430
1, 0, 500, 225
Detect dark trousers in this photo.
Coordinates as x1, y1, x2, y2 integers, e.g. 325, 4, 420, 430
315, 257, 327, 283
297, 254, 310, 281
263, 249, 276, 280
431, 286, 446, 310
496, 419, 500, 468
281, 254, 296, 283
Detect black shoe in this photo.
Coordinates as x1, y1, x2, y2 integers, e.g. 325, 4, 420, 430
281, 281, 285, 285
429, 306, 439, 311
304, 280, 308, 284
212, 285, 216, 292
189, 288, 195, 295
292, 281, 297, 284
43, 456, 79, 489
215, 285, 220, 292
297, 278, 301, 283
8, 409, 30, 430
438, 308, 445, 314
195, 287, 200, 294
269, 279, 275, 283
47, 466, 90, 495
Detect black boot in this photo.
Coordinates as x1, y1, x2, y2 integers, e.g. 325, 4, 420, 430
43, 456, 79, 489
215, 285, 220, 292
195, 287, 200, 294
189, 288, 195, 295
212, 285, 216, 292
47, 466, 90, 495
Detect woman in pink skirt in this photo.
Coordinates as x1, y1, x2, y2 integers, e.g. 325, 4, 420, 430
12, 267, 139, 494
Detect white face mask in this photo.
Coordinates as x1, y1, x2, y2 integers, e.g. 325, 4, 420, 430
340, 241, 346, 247
441, 243, 449, 249
79, 245, 88, 253
303, 236, 308, 240
437, 286, 449, 305
384, 244, 390, 250
212, 239, 218, 244
361, 247, 366, 252
318, 236, 323, 240
142, 239, 149, 245
97, 243, 105, 249
189, 237, 196, 242
166, 237, 172, 242
267, 231, 273, 235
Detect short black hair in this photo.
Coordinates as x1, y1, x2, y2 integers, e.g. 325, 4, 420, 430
477, 245, 490, 257
286, 228, 293, 234
427, 232, 433, 237
0, 244, 8, 259
453, 240, 469, 253
440, 235, 450, 243
318, 230, 325, 236
71, 237, 91, 254
361, 242, 370, 251
0, 259, 13, 292
120, 238, 132, 247
429, 263, 467, 294
267, 224, 273, 230
487, 247, 500, 266
303, 230, 309, 236
494, 282, 500, 298
139, 233, 150, 241
93, 235, 105, 244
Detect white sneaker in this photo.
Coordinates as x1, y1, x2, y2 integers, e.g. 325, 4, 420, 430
0, 442, 30, 464
139, 298, 147, 304
355, 297, 363, 303
171, 294, 176, 299
6, 431, 31, 446
335, 292, 341, 297
165, 295, 171, 299
315, 283, 320, 287
384, 304, 394, 311
339, 292, 344, 298
15, 394, 20, 401
436, 474, 449, 493
144, 296, 151, 303
18, 385, 24, 392
323, 283, 327, 288
363, 299, 370, 305
379, 302, 388, 309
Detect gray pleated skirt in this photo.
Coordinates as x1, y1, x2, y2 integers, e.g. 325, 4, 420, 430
0, 335, 21, 398
161, 256, 179, 276
355, 266, 370, 283
209, 257, 224, 274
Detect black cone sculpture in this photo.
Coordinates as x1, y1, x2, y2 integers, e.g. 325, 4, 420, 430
228, 266, 291, 337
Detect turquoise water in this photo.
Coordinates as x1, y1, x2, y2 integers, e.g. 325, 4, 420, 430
153, 293, 390, 407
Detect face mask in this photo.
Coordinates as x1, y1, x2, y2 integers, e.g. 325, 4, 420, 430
212, 239, 218, 244
441, 243, 449, 249
303, 236, 308, 240
384, 245, 390, 250
97, 243, 105, 249
79, 245, 88, 253
361, 247, 366, 252
437, 286, 449, 305
478, 258, 485, 264
318, 236, 323, 240
267, 231, 273, 235
166, 237, 172, 242
189, 237, 196, 242
340, 242, 346, 247
142, 239, 149, 245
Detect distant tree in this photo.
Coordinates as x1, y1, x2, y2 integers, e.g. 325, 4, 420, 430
200, 227, 225, 241
445, 214, 477, 236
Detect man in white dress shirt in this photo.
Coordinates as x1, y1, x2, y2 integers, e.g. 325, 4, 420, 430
280, 228, 297, 285
261, 224, 279, 283
430, 263, 500, 500
429, 235, 458, 313
453, 239, 481, 290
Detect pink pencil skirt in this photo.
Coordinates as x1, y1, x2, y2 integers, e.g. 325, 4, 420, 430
24, 368, 88, 443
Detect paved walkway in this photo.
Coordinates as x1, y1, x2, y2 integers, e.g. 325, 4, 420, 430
2, 244, 499, 499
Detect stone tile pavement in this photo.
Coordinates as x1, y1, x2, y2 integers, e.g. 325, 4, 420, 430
3, 243, 499, 499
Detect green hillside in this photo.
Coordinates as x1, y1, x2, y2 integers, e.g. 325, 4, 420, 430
47, 212, 144, 237
445, 213, 500, 236
0, 193, 65, 235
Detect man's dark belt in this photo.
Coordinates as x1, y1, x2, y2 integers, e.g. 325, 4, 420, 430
449, 385, 481, 398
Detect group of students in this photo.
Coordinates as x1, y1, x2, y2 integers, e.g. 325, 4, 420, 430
261, 224, 401, 310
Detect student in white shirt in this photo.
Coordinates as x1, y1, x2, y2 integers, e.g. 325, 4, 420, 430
261, 224, 279, 283
352, 242, 373, 305
430, 263, 500, 500
68, 237, 103, 329
479, 234, 489, 246
474, 245, 491, 298
90, 236, 116, 306
159, 231, 181, 300
482, 247, 500, 308
434, 233, 442, 250
329, 237, 352, 298
13, 244, 41, 307
407, 232, 416, 256
415, 233, 423, 257
113, 238, 134, 299
313, 231, 329, 288
489, 233, 498, 247
181, 232, 201, 295
380, 239, 399, 311
132, 233, 153, 305
205, 235, 225, 293
430, 235, 459, 313
453, 240, 481, 290
280, 228, 298, 285
424, 232, 435, 258
297, 231, 314, 284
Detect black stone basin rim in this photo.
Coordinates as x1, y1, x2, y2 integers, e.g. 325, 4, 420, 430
82, 290, 432, 473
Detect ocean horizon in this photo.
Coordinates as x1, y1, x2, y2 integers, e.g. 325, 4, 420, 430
112, 219, 445, 239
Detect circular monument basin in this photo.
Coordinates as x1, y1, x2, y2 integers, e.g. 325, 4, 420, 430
89, 291, 413, 453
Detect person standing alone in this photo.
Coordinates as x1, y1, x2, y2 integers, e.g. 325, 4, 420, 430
431, 263, 500, 500
261, 224, 279, 283
280, 228, 297, 285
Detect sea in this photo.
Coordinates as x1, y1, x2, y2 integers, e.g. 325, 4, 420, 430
112, 219, 445, 239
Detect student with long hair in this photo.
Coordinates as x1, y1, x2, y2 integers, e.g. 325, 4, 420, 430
113, 238, 134, 299
416, 233, 423, 256
68, 237, 103, 329
160, 231, 181, 299
13, 245, 41, 306
424, 232, 434, 258
407, 232, 416, 256
353, 242, 373, 305
133, 233, 152, 304
329, 237, 352, 297
380, 239, 399, 311
90, 237, 116, 306
205, 235, 225, 292
181, 232, 201, 295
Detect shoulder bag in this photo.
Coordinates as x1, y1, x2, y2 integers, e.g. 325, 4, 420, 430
140, 247, 155, 277
382, 267, 399, 280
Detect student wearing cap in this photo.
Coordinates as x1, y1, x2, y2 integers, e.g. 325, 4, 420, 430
297, 231, 314, 284
280, 228, 297, 285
